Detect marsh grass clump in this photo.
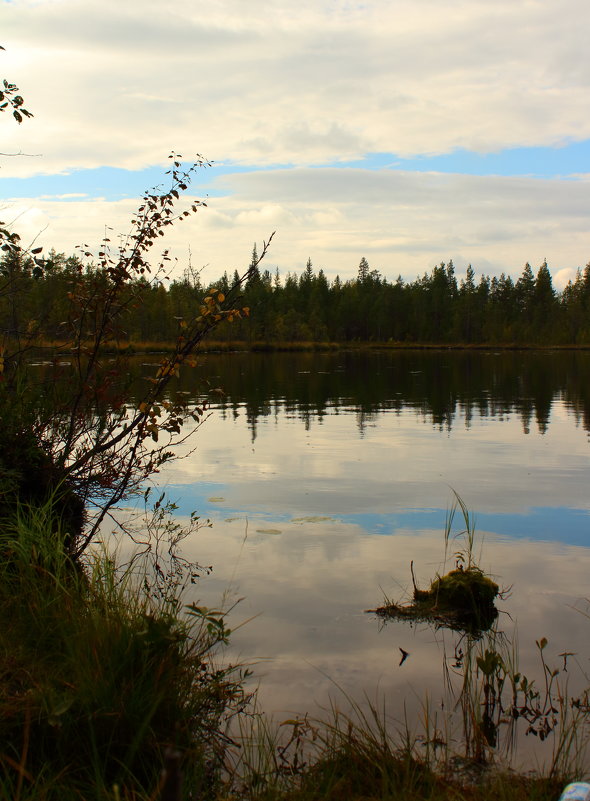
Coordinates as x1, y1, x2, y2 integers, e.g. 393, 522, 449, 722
227, 701, 449, 801
229, 699, 569, 801
375, 567, 499, 633
373, 493, 500, 633
0, 500, 249, 799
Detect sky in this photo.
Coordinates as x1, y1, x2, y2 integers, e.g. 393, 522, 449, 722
2, 0, 590, 289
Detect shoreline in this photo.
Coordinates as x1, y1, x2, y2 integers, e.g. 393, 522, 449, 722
24, 339, 590, 355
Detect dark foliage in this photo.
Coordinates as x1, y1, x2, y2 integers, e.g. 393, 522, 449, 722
3, 253, 588, 348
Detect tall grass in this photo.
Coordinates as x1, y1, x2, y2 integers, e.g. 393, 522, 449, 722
0, 498, 249, 799
443, 490, 481, 572
227, 695, 570, 801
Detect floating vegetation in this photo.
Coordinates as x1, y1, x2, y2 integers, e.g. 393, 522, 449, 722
292, 515, 333, 523
208, 496, 226, 503
256, 528, 282, 535
373, 563, 499, 633
371, 492, 501, 634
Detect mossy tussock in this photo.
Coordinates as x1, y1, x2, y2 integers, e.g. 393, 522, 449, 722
371, 492, 501, 634
374, 566, 500, 633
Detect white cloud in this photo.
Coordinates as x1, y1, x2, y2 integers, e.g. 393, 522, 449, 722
554, 266, 580, 288
5, 167, 589, 288
3, 0, 590, 175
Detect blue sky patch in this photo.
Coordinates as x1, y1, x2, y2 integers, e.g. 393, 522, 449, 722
3, 140, 590, 203
162, 483, 590, 550
337, 141, 590, 178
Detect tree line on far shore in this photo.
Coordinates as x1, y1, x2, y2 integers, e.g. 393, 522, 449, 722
2, 246, 590, 346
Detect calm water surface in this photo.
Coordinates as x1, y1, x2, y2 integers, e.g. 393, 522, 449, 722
149, 350, 590, 767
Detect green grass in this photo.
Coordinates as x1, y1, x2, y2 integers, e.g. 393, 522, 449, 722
0, 499, 249, 800
224, 697, 571, 801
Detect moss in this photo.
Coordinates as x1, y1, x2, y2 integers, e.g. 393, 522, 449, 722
427, 567, 499, 611
374, 567, 500, 634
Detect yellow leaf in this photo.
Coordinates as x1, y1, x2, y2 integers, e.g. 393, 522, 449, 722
156, 359, 173, 378
217, 292, 225, 302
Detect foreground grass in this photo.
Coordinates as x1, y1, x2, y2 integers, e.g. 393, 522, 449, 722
0, 501, 249, 800
227, 706, 570, 801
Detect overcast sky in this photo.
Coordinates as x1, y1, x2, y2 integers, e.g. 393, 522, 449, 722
2, 0, 590, 288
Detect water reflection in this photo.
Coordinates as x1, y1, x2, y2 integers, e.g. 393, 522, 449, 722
27, 349, 590, 438
106, 349, 590, 770
172, 349, 590, 439
172, 513, 590, 770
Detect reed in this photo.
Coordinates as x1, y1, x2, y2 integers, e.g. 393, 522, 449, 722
227, 694, 570, 801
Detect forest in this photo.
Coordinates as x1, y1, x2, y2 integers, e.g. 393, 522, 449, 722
2, 246, 589, 347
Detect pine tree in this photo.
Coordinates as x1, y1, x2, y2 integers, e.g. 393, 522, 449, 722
357, 257, 370, 283
516, 263, 535, 312
246, 244, 260, 288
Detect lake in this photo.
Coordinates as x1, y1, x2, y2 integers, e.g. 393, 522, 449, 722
137, 349, 590, 768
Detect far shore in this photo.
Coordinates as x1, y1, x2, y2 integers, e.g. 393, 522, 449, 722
24, 338, 590, 355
